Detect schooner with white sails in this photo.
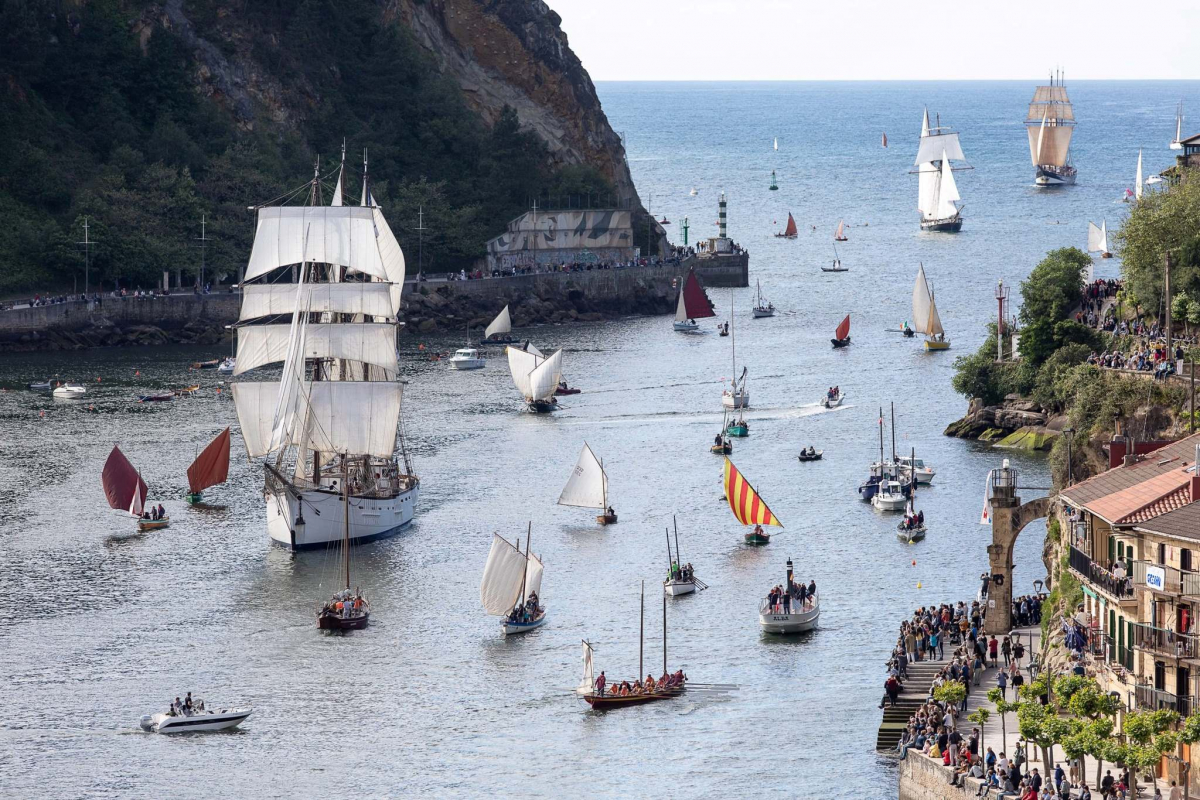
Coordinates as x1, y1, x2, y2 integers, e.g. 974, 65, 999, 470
1025, 71, 1077, 186
911, 109, 971, 232
231, 148, 419, 550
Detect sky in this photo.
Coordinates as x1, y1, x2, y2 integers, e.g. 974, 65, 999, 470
549, 0, 1200, 81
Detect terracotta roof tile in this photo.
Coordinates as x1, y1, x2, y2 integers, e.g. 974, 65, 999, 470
1061, 433, 1200, 510
1118, 484, 1193, 524
1135, 503, 1200, 541
1086, 468, 1193, 524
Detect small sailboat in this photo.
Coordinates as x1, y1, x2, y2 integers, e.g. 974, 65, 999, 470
102, 445, 165, 531
506, 345, 562, 412
185, 427, 230, 505
759, 558, 819, 634
484, 305, 517, 344
1087, 221, 1112, 259
912, 263, 949, 350
773, 137, 779, 151
711, 411, 733, 455
480, 526, 546, 636
774, 212, 798, 239
316, 466, 370, 631
769, 170, 779, 191
834, 220, 848, 241
558, 443, 616, 525
1133, 149, 1144, 201
664, 518, 704, 596
724, 457, 781, 545
882, 132, 888, 148
821, 243, 848, 273
722, 292, 750, 409
1171, 101, 1185, 150
689, 187, 698, 196
580, 584, 686, 709
751, 280, 775, 318
830, 314, 851, 348
672, 267, 716, 332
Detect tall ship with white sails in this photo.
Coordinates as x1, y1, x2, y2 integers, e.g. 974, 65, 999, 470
911, 109, 971, 232
231, 148, 419, 550
1025, 71, 1077, 186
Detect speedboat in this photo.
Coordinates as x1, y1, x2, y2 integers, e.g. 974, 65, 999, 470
217, 357, 236, 374
872, 480, 907, 512
821, 392, 844, 409
140, 704, 252, 733
502, 607, 547, 636
897, 456, 936, 485
27, 379, 52, 391
52, 383, 86, 398
449, 348, 485, 370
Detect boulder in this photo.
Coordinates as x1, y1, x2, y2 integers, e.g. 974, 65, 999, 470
993, 426, 1059, 452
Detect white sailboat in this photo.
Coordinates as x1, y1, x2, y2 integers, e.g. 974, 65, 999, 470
1026, 72, 1077, 186
506, 345, 562, 413
773, 137, 779, 151
911, 108, 970, 232
480, 529, 546, 636
751, 279, 775, 318
912, 263, 949, 351
722, 291, 750, 409
1172, 101, 1185, 150
484, 305, 515, 343
1088, 221, 1112, 259
230, 151, 419, 551
558, 443, 616, 525
1134, 149, 1144, 201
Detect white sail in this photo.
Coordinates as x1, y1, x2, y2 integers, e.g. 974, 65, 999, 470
674, 285, 688, 322
917, 162, 938, 219
1100, 221, 1109, 253
267, 260, 313, 455
921, 108, 930, 137
234, 323, 397, 376
528, 349, 563, 402
506, 346, 542, 399
577, 642, 595, 695
239, 283, 395, 321
936, 154, 960, 219
233, 381, 403, 459
558, 443, 607, 510
1136, 149, 1144, 200
524, 552, 544, 600
1087, 222, 1106, 253
480, 534, 528, 616
331, 165, 344, 207
526, 344, 544, 359
911, 264, 932, 335
913, 133, 965, 166
1173, 102, 1185, 149
773, 137, 778, 151
484, 305, 512, 339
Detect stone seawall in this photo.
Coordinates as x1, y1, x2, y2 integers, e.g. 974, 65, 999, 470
899, 752, 979, 800
0, 256, 748, 351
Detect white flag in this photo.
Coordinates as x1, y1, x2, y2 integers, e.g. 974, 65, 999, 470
979, 469, 994, 525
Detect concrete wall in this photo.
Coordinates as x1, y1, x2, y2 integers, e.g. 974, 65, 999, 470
0, 293, 241, 334
899, 752, 981, 800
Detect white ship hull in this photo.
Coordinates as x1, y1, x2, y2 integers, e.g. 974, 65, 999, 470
752, 307, 775, 318
673, 320, 700, 332
722, 390, 749, 409
664, 579, 696, 596
450, 357, 485, 370
821, 395, 844, 409
759, 597, 820, 634
140, 708, 252, 733
265, 479, 419, 550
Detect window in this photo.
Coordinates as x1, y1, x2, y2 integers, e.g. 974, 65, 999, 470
1156, 660, 1167, 691
1160, 542, 1167, 565
1184, 549, 1194, 573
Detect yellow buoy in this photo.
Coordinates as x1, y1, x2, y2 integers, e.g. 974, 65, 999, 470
916, 581, 922, 589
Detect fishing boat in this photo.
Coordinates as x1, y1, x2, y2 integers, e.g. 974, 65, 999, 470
558, 443, 616, 525
912, 109, 971, 232
821, 387, 844, 408
751, 280, 775, 318
480, 526, 546, 636
1026, 71, 1077, 186
191, 359, 220, 370
897, 449, 927, 542
721, 292, 750, 409
1088, 221, 1112, 259
449, 347, 485, 370
484, 305, 517, 344
759, 559, 820, 634
140, 703, 253, 734
664, 518, 704, 596
230, 152, 419, 551
137, 393, 173, 403
555, 380, 581, 396
27, 379, 52, 391
872, 479, 907, 512
724, 457, 781, 545
830, 314, 851, 348
821, 244, 849, 273
774, 212, 798, 239
834, 220, 848, 241
912, 264, 949, 351
896, 454, 935, 485
217, 357, 236, 374
726, 411, 749, 438
796, 448, 823, 462
317, 463, 370, 631
769, 170, 779, 191
579, 585, 686, 710
185, 427, 231, 505
672, 267, 716, 332
711, 412, 733, 455
1172, 101, 1185, 150
53, 383, 86, 398
506, 345, 563, 413
102, 445, 166, 531
1132, 149, 1144, 202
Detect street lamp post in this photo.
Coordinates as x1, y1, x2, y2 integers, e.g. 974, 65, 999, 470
1063, 427, 1075, 487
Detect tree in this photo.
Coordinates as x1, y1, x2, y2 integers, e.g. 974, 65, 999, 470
988, 687, 1020, 758
934, 681, 967, 708
967, 707, 991, 755
1116, 179, 1200, 312
1121, 709, 1181, 798
1018, 248, 1092, 366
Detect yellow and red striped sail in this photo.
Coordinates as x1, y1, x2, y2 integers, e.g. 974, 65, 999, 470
723, 457, 782, 527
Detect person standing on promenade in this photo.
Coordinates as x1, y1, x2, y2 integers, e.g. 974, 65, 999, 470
997, 668, 1009, 699
1002, 635, 1013, 666
989, 635, 999, 667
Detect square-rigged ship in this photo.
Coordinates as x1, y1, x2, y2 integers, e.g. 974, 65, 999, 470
1026, 71, 1077, 186
231, 152, 419, 550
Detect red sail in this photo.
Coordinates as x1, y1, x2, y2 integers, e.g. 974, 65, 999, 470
101, 445, 148, 513
834, 314, 851, 340
187, 427, 231, 494
682, 268, 716, 319
783, 213, 798, 237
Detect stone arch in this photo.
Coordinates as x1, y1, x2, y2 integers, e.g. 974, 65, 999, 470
985, 495, 1053, 635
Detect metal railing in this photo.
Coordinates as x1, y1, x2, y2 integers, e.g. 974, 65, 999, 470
1070, 546, 1135, 599
1184, 571, 1200, 599
1133, 622, 1200, 660
1135, 683, 1198, 716
1134, 560, 1185, 594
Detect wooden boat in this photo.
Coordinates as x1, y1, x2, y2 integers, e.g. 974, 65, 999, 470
711, 440, 733, 455
579, 586, 686, 710
672, 268, 716, 332
137, 516, 171, 531
174, 385, 200, 396
137, 393, 174, 403
190, 360, 220, 370
664, 518, 703, 596
834, 220, 848, 241
185, 427, 230, 505
774, 212, 798, 239
507, 345, 563, 412
482, 525, 546, 637
913, 108, 969, 232
912, 264, 950, 351
484, 305, 518, 343
102, 445, 157, 531
759, 559, 820, 634
724, 457, 782, 545
796, 450, 823, 462
316, 464, 370, 631
559, 443, 616, 526
831, 314, 851, 348
718, 322, 730, 337
897, 521, 927, 543
726, 414, 749, 437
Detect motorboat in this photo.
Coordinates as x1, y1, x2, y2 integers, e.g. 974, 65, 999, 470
796, 449, 823, 462
27, 379, 52, 391
217, 357, 236, 374
449, 347, 485, 370
721, 385, 749, 410
759, 559, 819, 634
140, 704, 252, 733
821, 390, 844, 409
554, 380, 581, 396
138, 393, 174, 403
897, 455, 936, 485
872, 480, 907, 512
53, 383, 86, 398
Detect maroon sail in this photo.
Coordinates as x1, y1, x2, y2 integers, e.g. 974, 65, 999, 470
187, 427, 231, 494
102, 446, 148, 516
834, 314, 851, 341
783, 213, 798, 237
681, 268, 716, 319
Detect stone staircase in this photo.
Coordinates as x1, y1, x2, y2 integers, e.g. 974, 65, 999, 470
875, 658, 950, 753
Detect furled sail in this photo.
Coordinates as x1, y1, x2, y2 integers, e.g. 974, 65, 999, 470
558, 443, 607, 510
834, 314, 850, 341
480, 534, 529, 616
232, 381, 403, 459
187, 427, 231, 494
233, 323, 398, 376
723, 457, 782, 527
528, 349, 563, 402
238, 283, 395, 321
485, 305, 512, 339
506, 346, 543, 399
101, 445, 148, 515
679, 268, 716, 320
911, 264, 932, 335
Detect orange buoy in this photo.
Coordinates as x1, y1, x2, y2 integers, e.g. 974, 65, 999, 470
911, 559, 916, 566
39, 410, 45, 417
135, 370, 140, 376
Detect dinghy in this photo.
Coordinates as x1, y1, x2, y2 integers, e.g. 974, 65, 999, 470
897, 449, 927, 542
774, 212, 798, 239
140, 703, 252, 733
912, 264, 950, 350
759, 559, 819, 634
796, 449, 823, 462
217, 357, 236, 374
190, 360, 220, 370
672, 268, 716, 332
185, 427, 230, 505
831, 314, 851, 348
481, 526, 546, 636
724, 457, 781, 545
558, 443, 616, 525
751, 280, 775, 318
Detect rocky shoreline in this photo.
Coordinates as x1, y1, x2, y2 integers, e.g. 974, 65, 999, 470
944, 395, 1062, 452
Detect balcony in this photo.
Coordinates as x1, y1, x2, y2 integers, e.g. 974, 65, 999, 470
1135, 683, 1198, 716
1101, 632, 1135, 670
1070, 546, 1135, 600
1135, 560, 1185, 594
1133, 622, 1200, 660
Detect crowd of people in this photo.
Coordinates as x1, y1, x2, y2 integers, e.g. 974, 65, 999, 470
763, 576, 817, 614
166, 691, 205, 717
667, 561, 695, 584
140, 503, 167, 522
592, 668, 687, 697
1087, 341, 1185, 380
506, 591, 542, 625
321, 588, 367, 620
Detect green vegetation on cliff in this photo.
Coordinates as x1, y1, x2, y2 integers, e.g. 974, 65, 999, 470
1115, 173, 1200, 315
0, 0, 615, 293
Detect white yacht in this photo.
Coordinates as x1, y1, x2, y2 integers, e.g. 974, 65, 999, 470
140, 704, 253, 733
872, 480, 907, 512
896, 455, 935, 485
217, 357, 236, 374
52, 383, 86, 398
449, 347, 485, 370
